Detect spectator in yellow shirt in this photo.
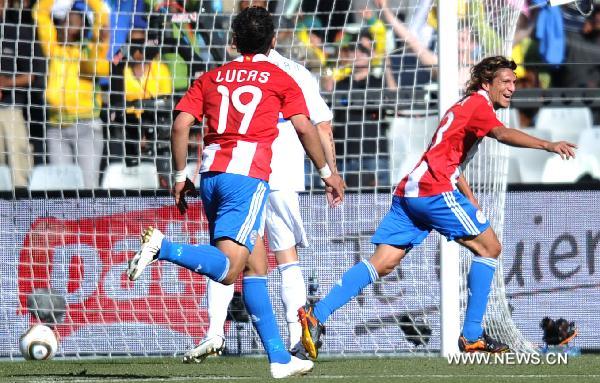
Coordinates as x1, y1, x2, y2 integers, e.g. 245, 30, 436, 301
33, 0, 110, 188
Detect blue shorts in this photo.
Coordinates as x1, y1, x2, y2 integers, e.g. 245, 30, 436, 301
200, 172, 269, 252
372, 190, 490, 249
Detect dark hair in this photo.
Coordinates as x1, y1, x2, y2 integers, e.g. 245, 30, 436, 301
465, 56, 517, 95
232, 6, 275, 55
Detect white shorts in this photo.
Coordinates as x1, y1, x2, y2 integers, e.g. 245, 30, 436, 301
263, 190, 308, 251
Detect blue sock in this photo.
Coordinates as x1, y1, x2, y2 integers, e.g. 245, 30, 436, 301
158, 239, 230, 282
243, 276, 290, 364
463, 256, 497, 341
313, 260, 378, 324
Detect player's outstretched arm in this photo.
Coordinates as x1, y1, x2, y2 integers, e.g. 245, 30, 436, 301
488, 125, 577, 160
290, 114, 345, 205
171, 111, 199, 214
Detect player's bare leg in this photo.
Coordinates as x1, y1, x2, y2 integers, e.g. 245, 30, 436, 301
455, 227, 501, 261
456, 227, 508, 353
244, 236, 269, 277
216, 239, 250, 285
368, 244, 408, 277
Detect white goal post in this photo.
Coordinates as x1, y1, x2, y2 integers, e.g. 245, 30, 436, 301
437, 0, 461, 357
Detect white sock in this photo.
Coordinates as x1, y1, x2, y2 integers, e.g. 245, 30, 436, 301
278, 262, 306, 348
206, 278, 235, 339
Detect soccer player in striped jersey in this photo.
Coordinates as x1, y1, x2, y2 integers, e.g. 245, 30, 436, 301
127, 7, 344, 378
184, 47, 338, 363
298, 56, 577, 358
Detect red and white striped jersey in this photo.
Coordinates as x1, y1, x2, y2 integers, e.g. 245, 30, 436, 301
395, 90, 504, 197
175, 53, 309, 181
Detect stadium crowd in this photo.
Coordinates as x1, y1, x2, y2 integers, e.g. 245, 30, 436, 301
0, 0, 598, 190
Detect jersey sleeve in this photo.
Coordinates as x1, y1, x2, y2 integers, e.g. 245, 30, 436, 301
175, 76, 204, 121
279, 73, 310, 120
470, 97, 504, 138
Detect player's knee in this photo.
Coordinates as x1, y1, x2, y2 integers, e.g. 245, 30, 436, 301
221, 266, 243, 285
491, 242, 502, 258
372, 258, 398, 277
378, 267, 394, 278
220, 273, 237, 285
480, 241, 501, 259
370, 245, 406, 277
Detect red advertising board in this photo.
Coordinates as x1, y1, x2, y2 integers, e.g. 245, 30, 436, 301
17, 202, 214, 339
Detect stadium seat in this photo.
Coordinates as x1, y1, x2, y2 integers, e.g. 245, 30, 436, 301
535, 107, 593, 145
0, 165, 12, 191
101, 163, 159, 189
541, 154, 599, 183
524, 128, 553, 142
390, 151, 422, 186
510, 144, 554, 183
388, 116, 437, 183
507, 108, 521, 130
577, 129, 600, 178
507, 129, 552, 183
28, 164, 85, 191
506, 157, 521, 183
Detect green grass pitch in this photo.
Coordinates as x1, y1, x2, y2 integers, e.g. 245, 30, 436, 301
1, 355, 600, 383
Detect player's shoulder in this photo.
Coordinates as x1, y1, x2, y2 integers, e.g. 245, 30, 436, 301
231, 54, 296, 79
454, 90, 493, 115
460, 90, 493, 108
267, 50, 312, 78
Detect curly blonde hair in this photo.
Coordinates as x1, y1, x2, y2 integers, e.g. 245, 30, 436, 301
465, 56, 517, 95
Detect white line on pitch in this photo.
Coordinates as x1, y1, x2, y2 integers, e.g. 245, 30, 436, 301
11, 374, 600, 383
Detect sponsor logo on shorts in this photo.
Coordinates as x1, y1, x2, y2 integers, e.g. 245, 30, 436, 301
249, 230, 258, 245
476, 210, 487, 224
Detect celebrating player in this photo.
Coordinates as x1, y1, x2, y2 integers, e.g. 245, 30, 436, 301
127, 7, 344, 378
183, 46, 338, 363
298, 56, 577, 359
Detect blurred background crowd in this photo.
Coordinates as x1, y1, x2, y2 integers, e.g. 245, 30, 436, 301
0, 0, 599, 191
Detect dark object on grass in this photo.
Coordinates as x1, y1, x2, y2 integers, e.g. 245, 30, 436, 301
540, 316, 577, 345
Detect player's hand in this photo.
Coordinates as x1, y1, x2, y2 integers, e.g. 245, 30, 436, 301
545, 141, 577, 160
322, 173, 345, 207
173, 178, 199, 214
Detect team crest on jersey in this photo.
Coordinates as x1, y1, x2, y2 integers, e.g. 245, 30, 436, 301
476, 210, 487, 224
249, 230, 258, 245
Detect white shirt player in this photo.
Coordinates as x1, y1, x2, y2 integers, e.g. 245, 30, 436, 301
266, 50, 334, 192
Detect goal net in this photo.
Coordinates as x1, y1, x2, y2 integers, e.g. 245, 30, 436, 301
0, 0, 532, 358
